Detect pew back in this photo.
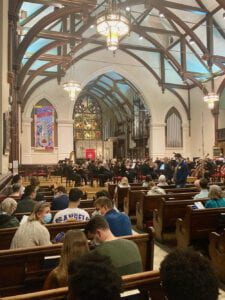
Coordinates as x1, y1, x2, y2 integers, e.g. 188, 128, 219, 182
176, 206, 225, 248
0, 221, 88, 250
1, 271, 164, 300
0, 230, 155, 296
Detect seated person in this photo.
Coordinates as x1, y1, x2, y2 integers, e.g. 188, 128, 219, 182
85, 215, 143, 276
51, 185, 69, 211
68, 252, 121, 300
205, 185, 225, 208
53, 188, 90, 223
142, 175, 152, 188
193, 178, 209, 200
30, 177, 44, 201
44, 230, 89, 289
7, 183, 22, 198
11, 202, 52, 249
0, 198, 19, 228
157, 175, 168, 186
118, 177, 130, 188
160, 249, 219, 300
147, 181, 166, 196
94, 196, 132, 236
11, 174, 25, 195
15, 185, 37, 214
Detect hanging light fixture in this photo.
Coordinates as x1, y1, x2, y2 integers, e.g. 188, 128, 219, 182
203, 92, 219, 109
63, 58, 81, 101
203, 79, 219, 109
96, 0, 130, 51
63, 81, 81, 101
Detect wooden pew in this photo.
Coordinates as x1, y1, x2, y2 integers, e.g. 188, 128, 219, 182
153, 198, 207, 242
0, 230, 155, 296
176, 206, 225, 249
209, 229, 225, 283
14, 208, 95, 221
136, 192, 198, 230
0, 221, 88, 250
1, 270, 164, 300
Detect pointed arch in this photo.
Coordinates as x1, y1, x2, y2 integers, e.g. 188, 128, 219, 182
165, 107, 183, 148
31, 98, 58, 148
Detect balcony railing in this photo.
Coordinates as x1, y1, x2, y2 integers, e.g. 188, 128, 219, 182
217, 128, 225, 141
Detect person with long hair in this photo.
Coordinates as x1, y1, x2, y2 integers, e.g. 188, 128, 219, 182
10, 201, 52, 249
43, 230, 89, 289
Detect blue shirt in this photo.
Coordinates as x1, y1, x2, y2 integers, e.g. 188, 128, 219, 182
104, 209, 132, 237
205, 198, 225, 208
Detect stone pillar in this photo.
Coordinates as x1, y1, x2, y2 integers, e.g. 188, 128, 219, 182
150, 123, 166, 159
21, 117, 32, 164
0, 0, 10, 174
182, 123, 191, 158
57, 119, 74, 161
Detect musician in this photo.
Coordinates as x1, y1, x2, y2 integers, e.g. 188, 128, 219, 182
173, 153, 188, 188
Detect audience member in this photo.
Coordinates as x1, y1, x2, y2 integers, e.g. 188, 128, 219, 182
147, 182, 166, 196
160, 249, 219, 300
173, 153, 188, 188
51, 186, 69, 211
118, 177, 130, 188
68, 252, 121, 300
53, 188, 90, 223
205, 185, 225, 208
11, 202, 52, 249
15, 185, 36, 214
30, 177, 43, 201
157, 175, 168, 186
12, 174, 25, 195
193, 178, 209, 200
9, 183, 22, 197
0, 198, 19, 228
94, 196, 132, 236
142, 175, 152, 188
44, 230, 89, 289
85, 215, 143, 276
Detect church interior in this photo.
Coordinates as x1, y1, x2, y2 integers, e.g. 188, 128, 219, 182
1, 0, 225, 299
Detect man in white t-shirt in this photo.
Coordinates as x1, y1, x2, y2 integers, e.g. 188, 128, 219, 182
53, 188, 90, 223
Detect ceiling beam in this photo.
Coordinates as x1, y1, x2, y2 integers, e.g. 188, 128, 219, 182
25, 0, 96, 7
132, 25, 181, 36
38, 30, 81, 41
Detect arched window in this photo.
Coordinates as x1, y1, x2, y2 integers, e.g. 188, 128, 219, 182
74, 96, 102, 140
31, 99, 58, 150
165, 107, 182, 148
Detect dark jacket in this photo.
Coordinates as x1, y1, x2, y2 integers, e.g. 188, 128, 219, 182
174, 160, 189, 185
16, 197, 36, 214
0, 212, 20, 229
51, 194, 69, 211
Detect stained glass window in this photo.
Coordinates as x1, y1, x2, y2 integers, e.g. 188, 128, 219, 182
74, 97, 102, 140
165, 107, 183, 148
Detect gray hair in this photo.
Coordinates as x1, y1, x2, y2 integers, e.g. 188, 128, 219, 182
208, 185, 224, 200
1, 198, 17, 215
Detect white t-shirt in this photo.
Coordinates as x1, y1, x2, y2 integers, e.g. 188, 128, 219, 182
53, 208, 90, 223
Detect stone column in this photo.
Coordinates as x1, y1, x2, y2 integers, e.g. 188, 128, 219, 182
182, 123, 191, 158
150, 123, 166, 159
57, 119, 74, 161
21, 117, 32, 164
0, 0, 10, 174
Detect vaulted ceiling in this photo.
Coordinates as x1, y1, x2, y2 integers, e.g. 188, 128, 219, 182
9, 0, 225, 110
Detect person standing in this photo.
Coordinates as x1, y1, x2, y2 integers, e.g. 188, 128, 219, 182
173, 153, 188, 188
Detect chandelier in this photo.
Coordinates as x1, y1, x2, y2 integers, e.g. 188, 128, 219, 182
203, 92, 219, 109
63, 61, 81, 101
96, 0, 130, 51
63, 81, 81, 101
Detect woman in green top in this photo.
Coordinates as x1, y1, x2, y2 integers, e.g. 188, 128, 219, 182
205, 185, 225, 208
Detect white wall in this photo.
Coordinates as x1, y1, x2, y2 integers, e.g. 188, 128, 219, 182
21, 48, 211, 163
